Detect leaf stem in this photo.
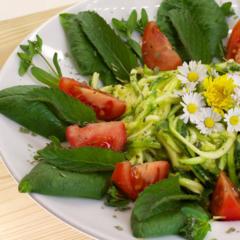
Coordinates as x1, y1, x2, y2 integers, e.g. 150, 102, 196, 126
39, 53, 58, 77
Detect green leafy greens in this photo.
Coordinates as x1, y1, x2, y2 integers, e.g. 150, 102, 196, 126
19, 162, 110, 199
17, 35, 62, 86
0, 86, 96, 140
37, 140, 125, 172
77, 11, 138, 82
131, 177, 210, 238
157, 0, 229, 63
111, 9, 149, 60
179, 205, 211, 240
60, 13, 116, 86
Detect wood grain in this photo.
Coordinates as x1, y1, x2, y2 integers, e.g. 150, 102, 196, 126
0, 6, 94, 240
0, 5, 68, 67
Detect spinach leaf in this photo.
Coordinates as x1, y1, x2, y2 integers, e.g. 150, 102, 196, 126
0, 86, 66, 140
0, 97, 66, 140
111, 9, 148, 61
136, 9, 149, 34
19, 162, 110, 199
0, 85, 39, 97
31, 67, 59, 88
132, 176, 199, 221
131, 209, 186, 238
111, 18, 128, 36
131, 177, 209, 239
126, 10, 138, 35
0, 86, 96, 140
157, 1, 190, 60
28, 87, 96, 125
37, 142, 125, 172
168, 9, 211, 63
180, 204, 211, 240
111, 17, 142, 60
112, 8, 149, 36
157, 0, 228, 63
60, 13, 116, 86
77, 11, 138, 82
126, 39, 142, 60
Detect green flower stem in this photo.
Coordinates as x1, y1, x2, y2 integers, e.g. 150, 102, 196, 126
39, 52, 58, 77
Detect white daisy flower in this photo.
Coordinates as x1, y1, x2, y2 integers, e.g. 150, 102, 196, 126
228, 73, 240, 86
177, 61, 207, 89
180, 92, 206, 124
196, 108, 224, 135
224, 108, 240, 132
232, 87, 240, 106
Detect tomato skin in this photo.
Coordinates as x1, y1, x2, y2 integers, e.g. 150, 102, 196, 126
66, 121, 127, 152
142, 21, 182, 70
112, 161, 170, 200
131, 161, 170, 193
210, 171, 240, 220
59, 77, 126, 121
226, 20, 240, 63
111, 162, 138, 200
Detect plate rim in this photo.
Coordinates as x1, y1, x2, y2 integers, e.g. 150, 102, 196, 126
1, 1, 240, 240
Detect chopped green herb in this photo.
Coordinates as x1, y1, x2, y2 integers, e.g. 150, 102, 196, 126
19, 127, 31, 134
114, 225, 123, 231
115, 206, 132, 212
226, 227, 236, 234
105, 185, 130, 207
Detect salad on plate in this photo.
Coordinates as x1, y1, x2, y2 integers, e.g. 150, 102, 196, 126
2, 0, 240, 239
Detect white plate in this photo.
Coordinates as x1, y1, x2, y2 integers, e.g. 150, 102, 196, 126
1, 0, 240, 239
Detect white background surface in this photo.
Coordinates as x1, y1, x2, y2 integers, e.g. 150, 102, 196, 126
0, 0, 78, 20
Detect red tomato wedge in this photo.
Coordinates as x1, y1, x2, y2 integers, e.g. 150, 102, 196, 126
142, 21, 182, 70
226, 20, 240, 63
210, 171, 240, 220
112, 161, 170, 200
111, 162, 138, 200
66, 121, 127, 152
59, 77, 126, 121
131, 161, 170, 193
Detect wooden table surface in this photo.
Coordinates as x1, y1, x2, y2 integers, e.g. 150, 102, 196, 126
0, 6, 94, 240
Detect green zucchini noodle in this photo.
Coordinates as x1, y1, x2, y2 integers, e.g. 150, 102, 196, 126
101, 62, 240, 193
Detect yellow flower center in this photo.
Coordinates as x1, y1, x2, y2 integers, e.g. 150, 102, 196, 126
204, 117, 215, 128
188, 72, 199, 82
203, 75, 235, 114
187, 103, 198, 114
230, 116, 239, 126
